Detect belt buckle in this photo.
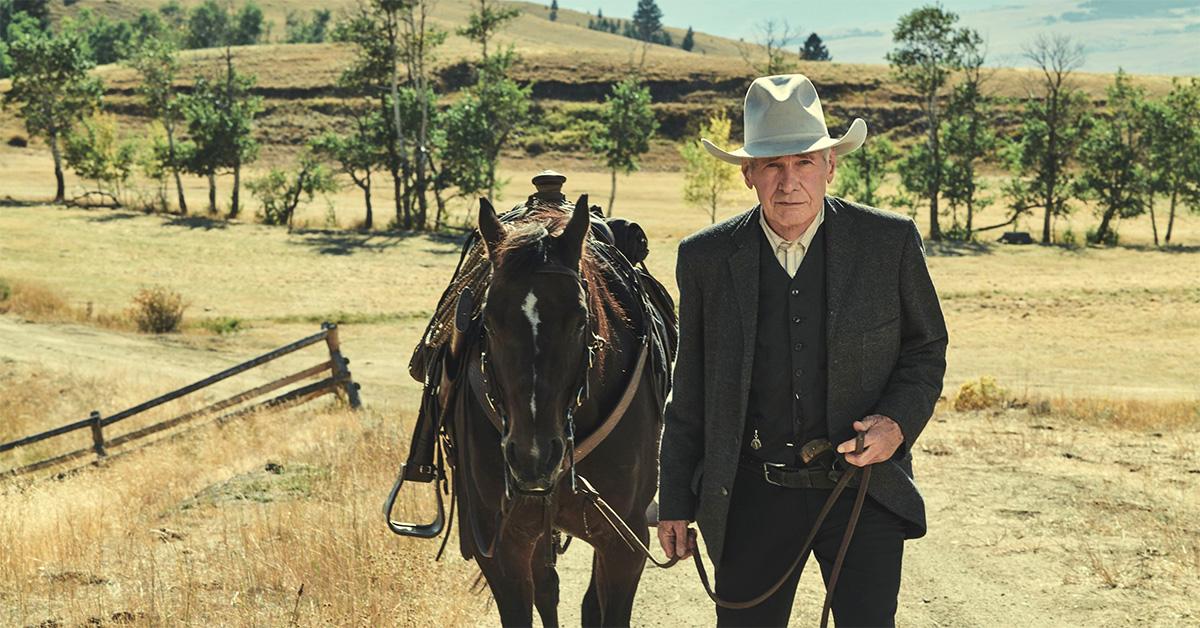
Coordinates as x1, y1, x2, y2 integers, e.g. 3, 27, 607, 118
763, 461, 788, 487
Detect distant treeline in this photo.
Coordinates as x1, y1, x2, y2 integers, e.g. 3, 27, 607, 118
0, 0, 330, 75
1, 0, 1197, 247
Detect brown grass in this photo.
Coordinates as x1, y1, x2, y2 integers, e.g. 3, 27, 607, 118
0, 277, 132, 331
0, 366, 486, 626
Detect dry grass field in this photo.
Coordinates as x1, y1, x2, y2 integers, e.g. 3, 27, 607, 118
2, 158, 1198, 625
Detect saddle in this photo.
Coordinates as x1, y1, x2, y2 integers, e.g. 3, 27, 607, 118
401, 200, 677, 488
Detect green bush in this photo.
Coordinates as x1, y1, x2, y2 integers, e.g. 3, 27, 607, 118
129, 286, 186, 333
1086, 226, 1119, 246
1059, 227, 1080, 249
0, 278, 11, 302
199, 316, 244, 334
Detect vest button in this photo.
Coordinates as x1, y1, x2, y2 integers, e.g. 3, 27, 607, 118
794, 368, 804, 377
790, 288, 800, 296
793, 342, 804, 351
792, 315, 803, 324
719, 486, 729, 496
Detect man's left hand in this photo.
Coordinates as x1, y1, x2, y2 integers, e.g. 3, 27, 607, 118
836, 414, 904, 467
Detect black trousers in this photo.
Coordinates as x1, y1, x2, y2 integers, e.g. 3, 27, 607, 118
714, 464, 906, 627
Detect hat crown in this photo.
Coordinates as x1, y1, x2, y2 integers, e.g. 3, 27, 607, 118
744, 74, 829, 146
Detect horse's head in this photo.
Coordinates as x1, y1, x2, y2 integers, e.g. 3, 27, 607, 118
478, 195, 593, 495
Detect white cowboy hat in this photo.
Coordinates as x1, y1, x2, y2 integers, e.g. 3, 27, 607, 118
703, 74, 867, 165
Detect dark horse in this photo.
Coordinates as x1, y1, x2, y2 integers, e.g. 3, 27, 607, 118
445, 194, 671, 626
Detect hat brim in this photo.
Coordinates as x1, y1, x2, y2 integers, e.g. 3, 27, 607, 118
701, 118, 868, 165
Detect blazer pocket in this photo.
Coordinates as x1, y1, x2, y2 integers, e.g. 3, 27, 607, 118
861, 316, 901, 391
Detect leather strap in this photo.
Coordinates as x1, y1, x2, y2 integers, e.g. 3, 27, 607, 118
466, 336, 649, 466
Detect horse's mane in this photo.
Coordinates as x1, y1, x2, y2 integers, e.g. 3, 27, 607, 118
422, 204, 629, 367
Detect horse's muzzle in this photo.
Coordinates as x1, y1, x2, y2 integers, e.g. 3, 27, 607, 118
504, 437, 566, 495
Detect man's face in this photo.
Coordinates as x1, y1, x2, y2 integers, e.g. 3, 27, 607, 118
742, 150, 836, 232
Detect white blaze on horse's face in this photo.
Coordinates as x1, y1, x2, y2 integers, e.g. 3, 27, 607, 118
521, 290, 541, 422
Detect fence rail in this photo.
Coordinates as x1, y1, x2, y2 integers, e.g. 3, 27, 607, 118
0, 322, 361, 477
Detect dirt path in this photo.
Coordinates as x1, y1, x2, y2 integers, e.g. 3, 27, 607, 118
3, 316, 1196, 626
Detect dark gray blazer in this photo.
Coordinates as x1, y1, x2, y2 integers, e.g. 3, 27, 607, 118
659, 196, 948, 568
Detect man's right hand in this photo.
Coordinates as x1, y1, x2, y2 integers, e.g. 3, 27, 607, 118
657, 520, 697, 559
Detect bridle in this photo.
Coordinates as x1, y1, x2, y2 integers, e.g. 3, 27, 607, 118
477, 263, 597, 498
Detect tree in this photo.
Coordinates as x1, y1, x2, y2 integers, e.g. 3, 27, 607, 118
127, 37, 188, 213
592, 76, 657, 216
448, 55, 531, 203
0, 8, 43, 79
1002, 34, 1088, 243
1141, 78, 1200, 245
1077, 70, 1148, 246
886, 4, 980, 241
632, 0, 663, 43
549, 0, 558, 22
311, 108, 384, 229
0, 0, 48, 32
247, 151, 338, 229
941, 41, 995, 238
3, 28, 102, 203
178, 48, 261, 216
834, 135, 897, 207
800, 32, 830, 61
458, 0, 520, 62
286, 9, 331, 43
185, 0, 228, 49
229, 1, 264, 46
680, 112, 738, 223
63, 113, 137, 206
61, 8, 134, 65
681, 26, 694, 52
738, 19, 799, 76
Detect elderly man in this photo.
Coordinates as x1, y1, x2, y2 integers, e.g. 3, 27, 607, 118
657, 74, 948, 627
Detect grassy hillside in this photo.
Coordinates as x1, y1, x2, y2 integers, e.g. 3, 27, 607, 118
6, 0, 1183, 168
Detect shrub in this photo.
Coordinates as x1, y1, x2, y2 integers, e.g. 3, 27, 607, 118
0, 278, 10, 302
1086, 226, 1119, 246
199, 316, 244, 335
128, 287, 186, 333
954, 376, 1009, 411
1059, 227, 1081, 250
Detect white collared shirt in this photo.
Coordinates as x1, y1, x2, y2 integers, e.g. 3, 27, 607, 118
759, 205, 825, 278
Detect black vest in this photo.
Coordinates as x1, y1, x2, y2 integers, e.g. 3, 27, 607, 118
742, 223, 829, 464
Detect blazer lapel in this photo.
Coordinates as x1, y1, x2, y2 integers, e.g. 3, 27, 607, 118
727, 206, 761, 423
825, 196, 860, 354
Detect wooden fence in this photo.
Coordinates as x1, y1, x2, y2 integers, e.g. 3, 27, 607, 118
0, 322, 361, 477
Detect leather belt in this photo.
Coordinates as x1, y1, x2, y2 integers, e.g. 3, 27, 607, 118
737, 458, 856, 490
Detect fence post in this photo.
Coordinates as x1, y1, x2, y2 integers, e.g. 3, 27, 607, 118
322, 322, 362, 409
89, 411, 106, 457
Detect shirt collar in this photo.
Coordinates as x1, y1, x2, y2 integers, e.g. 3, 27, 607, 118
759, 201, 825, 252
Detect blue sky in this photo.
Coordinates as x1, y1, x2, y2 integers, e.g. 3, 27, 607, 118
556, 0, 1200, 75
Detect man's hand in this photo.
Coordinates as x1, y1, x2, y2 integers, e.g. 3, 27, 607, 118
657, 520, 697, 559
836, 414, 904, 467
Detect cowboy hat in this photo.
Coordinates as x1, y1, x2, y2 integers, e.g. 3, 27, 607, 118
703, 74, 867, 165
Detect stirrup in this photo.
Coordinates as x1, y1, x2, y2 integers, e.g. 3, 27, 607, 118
383, 462, 446, 538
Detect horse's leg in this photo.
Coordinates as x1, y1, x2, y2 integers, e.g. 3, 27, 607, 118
531, 534, 561, 627
580, 552, 603, 627
477, 541, 536, 628
591, 523, 648, 627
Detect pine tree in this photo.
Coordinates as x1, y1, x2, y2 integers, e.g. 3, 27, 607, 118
631, 0, 663, 43
681, 26, 694, 51
800, 32, 830, 61
549, 0, 557, 22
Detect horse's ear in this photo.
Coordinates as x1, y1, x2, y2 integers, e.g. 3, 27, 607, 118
559, 194, 589, 269
478, 197, 504, 259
